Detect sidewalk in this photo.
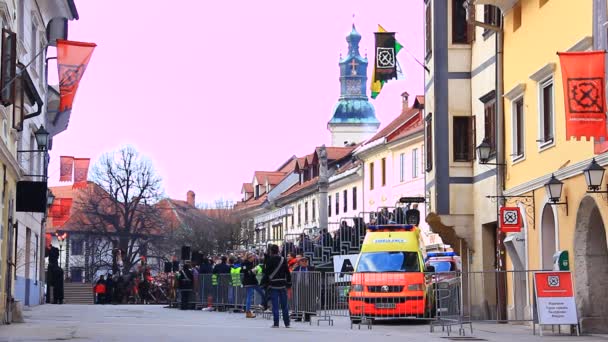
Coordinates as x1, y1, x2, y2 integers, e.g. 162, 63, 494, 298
0, 304, 606, 342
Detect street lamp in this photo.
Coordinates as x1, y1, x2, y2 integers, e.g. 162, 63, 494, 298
56, 230, 68, 268
34, 125, 50, 151
583, 158, 608, 193
47, 189, 55, 207
545, 174, 568, 215
476, 138, 504, 165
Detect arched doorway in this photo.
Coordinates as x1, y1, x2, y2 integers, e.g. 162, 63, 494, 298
574, 196, 608, 333
540, 204, 557, 270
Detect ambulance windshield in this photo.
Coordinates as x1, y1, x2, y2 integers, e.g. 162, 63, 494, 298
356, 251, 420, 272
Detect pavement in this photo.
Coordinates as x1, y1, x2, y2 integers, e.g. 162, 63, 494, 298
0, 304, 607, 342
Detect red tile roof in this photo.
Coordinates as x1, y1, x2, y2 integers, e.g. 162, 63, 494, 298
386, 117, 424, 143
234, 193, 268, 212
242, 183, 253, 193
414, 95, 424, 107
265, 172, 287, 185
254, 171, 285, 184
325, 146, 355, 161
278, 176, 319, 200
364, 106, 421, 146
335, 159, 362, 175
278, 156, 298, 173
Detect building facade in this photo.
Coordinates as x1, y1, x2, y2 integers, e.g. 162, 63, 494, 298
494, 0, 607, 332
0, 0, 78, 321
356, 94, 430, 232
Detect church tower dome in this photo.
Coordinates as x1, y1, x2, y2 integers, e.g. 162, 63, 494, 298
328, 24, 380, 147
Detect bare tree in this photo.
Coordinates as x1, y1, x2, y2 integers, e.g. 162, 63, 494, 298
73, 146, 166, 274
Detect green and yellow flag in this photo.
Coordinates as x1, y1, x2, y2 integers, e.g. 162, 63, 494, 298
371, 25, 403, 99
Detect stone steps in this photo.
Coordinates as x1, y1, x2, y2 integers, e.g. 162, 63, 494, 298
63, 283, 94, 304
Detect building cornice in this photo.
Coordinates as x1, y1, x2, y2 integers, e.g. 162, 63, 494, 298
504, 154, 608, 196
353, 137, 386, 158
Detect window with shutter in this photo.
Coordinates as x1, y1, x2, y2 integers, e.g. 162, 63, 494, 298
452, 0, 469, 44
513, 99, 525, 158
482, 92, 497, 156
0, 29, 16, 106
453, 116, 474, 162
381, 158, 386, 186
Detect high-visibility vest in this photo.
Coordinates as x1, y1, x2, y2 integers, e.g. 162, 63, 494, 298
230, 266, 241, 286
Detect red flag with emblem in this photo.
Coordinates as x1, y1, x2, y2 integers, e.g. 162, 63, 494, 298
56, 40, 96, 113
73, 158, 90, 189
59, 156, 74, 182
558, 51, 607, 141
49, 198, 72, 227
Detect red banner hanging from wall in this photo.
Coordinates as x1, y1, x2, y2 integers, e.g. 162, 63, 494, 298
59, 156, 74, 182
56, 39, 96, 114
49, 198, 73, 228
73, 158, 90, 189
558, 51, 607, 141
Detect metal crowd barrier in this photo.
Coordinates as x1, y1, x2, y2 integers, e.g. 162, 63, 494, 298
171, 268, 553, 337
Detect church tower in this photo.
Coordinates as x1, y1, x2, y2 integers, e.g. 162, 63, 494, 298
328, 24, 380, 147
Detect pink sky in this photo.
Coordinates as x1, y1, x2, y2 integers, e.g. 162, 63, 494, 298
48, 0, 424, 205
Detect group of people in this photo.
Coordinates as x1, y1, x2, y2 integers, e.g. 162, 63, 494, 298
172, 245, 317, 328
93, 263, 161, 305
279, 221, 367, 262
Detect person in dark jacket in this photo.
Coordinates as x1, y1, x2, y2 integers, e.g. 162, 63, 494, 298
178, 264, 194, 310
105, 273, 114, 304
264, 244, 291, 328
241, 252, 266, 318
212, 256, 231, 274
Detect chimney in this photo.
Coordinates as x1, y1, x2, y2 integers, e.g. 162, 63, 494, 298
401, 91, 410, 109
187, 190, 195, 206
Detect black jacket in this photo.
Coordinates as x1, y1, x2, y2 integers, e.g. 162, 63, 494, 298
199, 263, 213, 274
213, 262, 231, 275
240, 260, 258, 286
263, 255, 291, 289
178, 268, 193, 289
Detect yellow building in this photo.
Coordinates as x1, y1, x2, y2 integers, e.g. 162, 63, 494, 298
497, 0, 606, 333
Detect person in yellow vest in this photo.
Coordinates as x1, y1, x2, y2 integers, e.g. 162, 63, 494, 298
229, 257, 242, 312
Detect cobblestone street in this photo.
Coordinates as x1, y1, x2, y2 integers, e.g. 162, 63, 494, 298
0, 305, 607, 342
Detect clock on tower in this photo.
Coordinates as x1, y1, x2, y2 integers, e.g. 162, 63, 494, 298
346, 79, 361, 95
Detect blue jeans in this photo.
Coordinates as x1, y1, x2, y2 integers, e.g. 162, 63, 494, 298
245, 286, 266, 311
270, 288, 290, 326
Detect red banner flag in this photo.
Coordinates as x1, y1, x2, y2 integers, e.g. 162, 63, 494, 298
56, 39, 96, 113
59, 156, 74, 182
49, 198, 72, 227
73, 158, 90, 189
558, 51, 607, 141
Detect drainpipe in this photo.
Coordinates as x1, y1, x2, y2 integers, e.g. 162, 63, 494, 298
496, 18, 504, 206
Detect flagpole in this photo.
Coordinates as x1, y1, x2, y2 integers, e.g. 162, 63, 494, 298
394, 36, 430, 73
0, 44, 48, 94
